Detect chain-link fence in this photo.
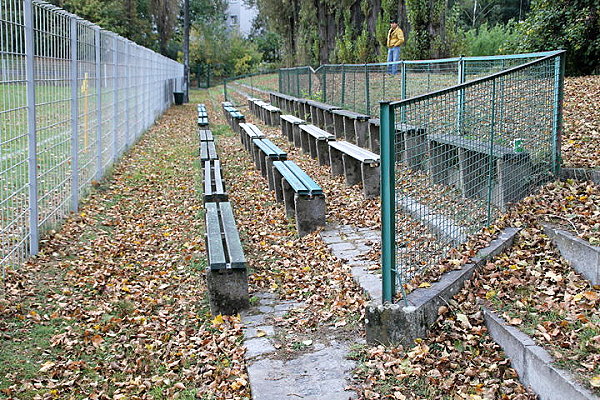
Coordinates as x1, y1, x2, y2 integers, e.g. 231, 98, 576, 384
1, 0, 184, 270
279, 51, 559, 116
379, 51, 565, 302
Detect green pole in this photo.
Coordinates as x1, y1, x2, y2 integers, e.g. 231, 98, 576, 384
322, 69, 327, 102
365, 64, 370, 115
486, 80, 497, 225
457, 56, 465, 134
552, 52, 565, 177
207, 65, 210, 88
380, 101, 396, 303
278, 69, 282, 93
400, 62, 407, 123
341, 64, 346, 107
308, 68, 312, 98
296, 68, 300, 97
223, 78, 228, 101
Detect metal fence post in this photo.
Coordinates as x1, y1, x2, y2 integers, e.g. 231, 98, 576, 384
125, 44, 131, 148
457, 56, 465, 133
95, 27, 102, 179
340, 64, 346, 106
380, 101, 396, 303
364, 63, 370, 115
70, 17, 79, 212
24, 0, 39, 255
322, 69, 327, 102
223, 78, 228, 101
308, 68, 312, 98
400, 62, 407, 123
486, 80, 498, 225
552, 52, 565, 177
278, 69, 282, 93
112, 36, 119, 162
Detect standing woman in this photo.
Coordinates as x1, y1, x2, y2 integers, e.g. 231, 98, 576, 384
387, 18, 405, 75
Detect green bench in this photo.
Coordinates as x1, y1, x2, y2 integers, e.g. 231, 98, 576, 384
199, 129, 213, 142
280, 114, 306, 143
328, 140, 380, 199
200, 140, 218, 161
203, 159, 227, 202
197, 104, 208, 126
238, 123, 265, 152
204, 201, 249, 315
299, 124, 335, 165
272, 160, 325, 237
252, 138, 287, 189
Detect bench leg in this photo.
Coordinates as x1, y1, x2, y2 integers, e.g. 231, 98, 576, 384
300, 130, 310, 154
344, 117, 356, 144
252, 145, 262, 170
317, 140, 330, 166
293, 124, 302, 148
282, 179, 296, 219
428, 142, 455, 186
308, 137, 318, 159
295, 194, 326, 237
273, 168, 284, 202
286, 123, 295, 142
369, 123, 380, 153
403, 130, 426, 171
266, 158, 276, 190
362, 164, 381, 199
310, 106, 319, 127
333, 114, 345, 140
324, 111, 335, 132
330, 147, 344, 176
259, 153, 269, 178
206, 269, 249, 316
459, 148, 489, 199
342, 154, 362, 186
355, 120, 369, 148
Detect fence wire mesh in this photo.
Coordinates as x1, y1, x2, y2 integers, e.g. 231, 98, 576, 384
1, 0, 183, 270
278, 51, 561, 117
380, 52, 564, 302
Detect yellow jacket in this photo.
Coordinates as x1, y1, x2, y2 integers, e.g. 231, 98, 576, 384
387, 26, 405, 48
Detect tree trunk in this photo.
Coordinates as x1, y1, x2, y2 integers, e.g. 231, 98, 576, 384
183, 0, 189, 102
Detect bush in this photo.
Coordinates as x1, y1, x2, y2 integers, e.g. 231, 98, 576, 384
465, 22, 519, 56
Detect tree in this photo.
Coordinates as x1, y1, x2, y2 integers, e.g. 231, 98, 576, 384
509, 0, 599, 75
151, 0, 180, 56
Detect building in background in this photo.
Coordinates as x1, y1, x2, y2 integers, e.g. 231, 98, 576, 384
225, 0, 258, 37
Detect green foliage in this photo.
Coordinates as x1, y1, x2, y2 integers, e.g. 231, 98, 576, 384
464, 22, 519, 56
506, 0, 600, 75
404, 0, 448, 59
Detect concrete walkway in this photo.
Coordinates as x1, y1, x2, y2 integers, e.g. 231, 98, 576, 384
242, 224, 381, 400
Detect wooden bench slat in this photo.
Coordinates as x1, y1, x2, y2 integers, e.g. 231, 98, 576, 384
199, 129, 214, 142
253, 138, 286, 158
284, 161, 323, 195
281, 114, 305, 124
205, 202, 227, 269
219, 202, 246, 268
300, 124, 335, 140
329, 141, 379, 164
200, 141, 218, 161
331, 109, 370, 120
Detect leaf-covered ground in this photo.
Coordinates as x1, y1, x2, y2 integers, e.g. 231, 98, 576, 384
1, 74, 598, 400
0, 99, 248, 399
562, 75, 600, 169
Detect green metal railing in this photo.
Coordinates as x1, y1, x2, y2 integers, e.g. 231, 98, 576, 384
380, 50, 565, 303
279, 51, 560, 117
224, 71, 279, 102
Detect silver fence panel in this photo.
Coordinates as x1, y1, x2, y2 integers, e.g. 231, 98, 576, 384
0, 0, 184, 271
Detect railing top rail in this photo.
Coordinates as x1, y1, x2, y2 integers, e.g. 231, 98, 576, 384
388, 50, 565, 108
